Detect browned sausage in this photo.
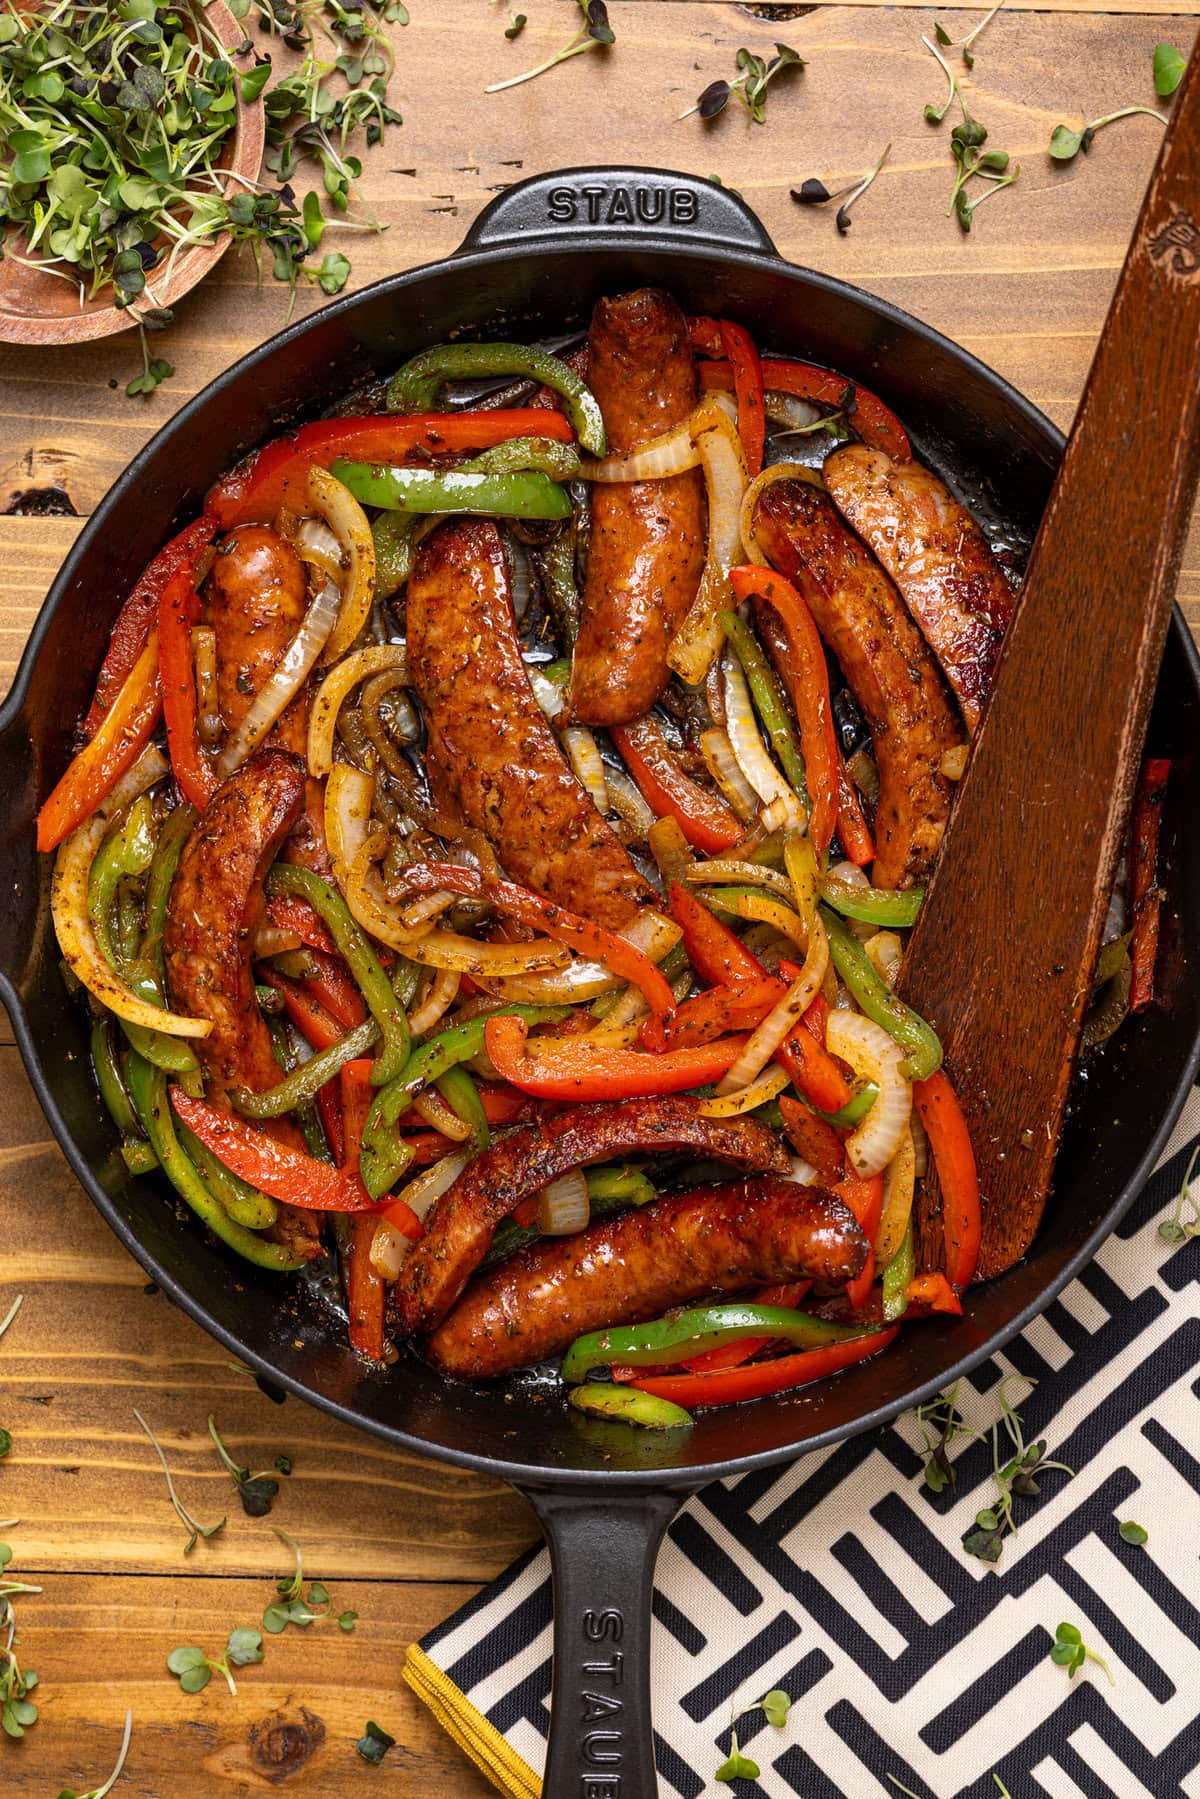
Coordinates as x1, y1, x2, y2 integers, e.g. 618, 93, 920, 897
204, 525, 328, 869
393, 1097, 791, 1338
823, 446, 1015, 733
753, 480, 962, 889
426, 1177, 868, 1380
407, 517, 654, 930
163, 747, 321, 1260
568, 290, 706, 726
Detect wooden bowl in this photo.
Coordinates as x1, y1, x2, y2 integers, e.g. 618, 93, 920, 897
0, 0, 265, 346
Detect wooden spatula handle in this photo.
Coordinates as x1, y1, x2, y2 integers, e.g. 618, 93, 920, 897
901, 46, 1200, 1279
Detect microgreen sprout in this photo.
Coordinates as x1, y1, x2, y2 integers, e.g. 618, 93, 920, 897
1153, 44, 1185, 98
0, 1296, 23, 1462
1049, 1621, 1114, 1685
715, 1688, 792, 1783
0, 1541, 42, 1739
1049, 107, 1168, 163
932, 1, 1004, 71
263, 1527, 356, 1634
792, 143, 891, 234
680, 42, 804, 124
207, 1414, 291, 1518
134, 1409, 226, 1555
357, 1720, 397, 1764
167, 1628, 263, 1697
503, 9, 527, 40
961, 1380, 1071, 1563
922, 34, 960, 125
485, 1, 614, 95
1158, 1144, 1200, 1242
56, 1708, 134, 1799
915, 1383, 982, 1492
1118, 1519, 1149, 1547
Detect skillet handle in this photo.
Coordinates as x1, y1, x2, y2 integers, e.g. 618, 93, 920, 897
523, 1485, 682, 1798
459, 164, 778, 257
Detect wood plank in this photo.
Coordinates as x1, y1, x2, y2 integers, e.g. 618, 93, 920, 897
0, 1572, 497, 1796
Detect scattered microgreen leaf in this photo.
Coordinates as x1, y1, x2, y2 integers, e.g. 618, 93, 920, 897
914, 1383, 982, 1492
504, 10, 527, 40
167, 1628, 263, 1698
792, 143, 890, 234
0, 1537, 42, 1741
207, 1415, 291, 1518
1153, 43, 1185, 98
994, 1779, 1013, 1799
715, 1729, 760, 1784
1118, 1519, 1149, 1546
264, 1527, 356, 1634
1048, 106, 1167, 162
928, 2, 1004, 72
680, 42, 804, 124
1049, 1620, 1114, 1685
134, 1410, 225, 1555
961, 1380, 1071, 1564
56, 1708, 134, 1799
1158, 1144, 1200, 1242
760, 1688, 791, 1729
713, 1688, 792, 1784
486, 0, 615, 93
356, 1720, 397, 1764
922, 33, 960, 124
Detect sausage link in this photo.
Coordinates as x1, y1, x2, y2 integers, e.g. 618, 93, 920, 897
823, 445, 1014, 733
569, 290, 706, 726
753, 480, 962, 888
407, 517, 653, 929
393, 1096, 791, 1337
426, 1177, 868, 1379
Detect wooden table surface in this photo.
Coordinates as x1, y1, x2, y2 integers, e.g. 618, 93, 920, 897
1, 3, 1197, 1793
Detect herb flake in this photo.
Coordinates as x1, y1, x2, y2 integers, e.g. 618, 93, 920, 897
356, 1720, 396, 1764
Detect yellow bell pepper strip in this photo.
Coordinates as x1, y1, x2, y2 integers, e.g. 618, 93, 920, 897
568, 1385, 693, 1429
386, 343, 606, 456
170, 1089, 388, 1213
821, 905, 943, 1080
125, 1056, 304, 1271
818, 875, 924, 929
37, 634, 162, 852
563, 1303, 868, 1384
484, 1014, 750, 1103
624, 1324, 900, 1409
329, 459, 572, 521
392, 863, 677, 1023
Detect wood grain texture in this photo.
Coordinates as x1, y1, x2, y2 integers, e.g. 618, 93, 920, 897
0, 5, 1197, 1792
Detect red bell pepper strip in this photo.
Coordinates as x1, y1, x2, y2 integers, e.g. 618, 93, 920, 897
779, 1093, 844, 1184
699, 358, 912, 463
206, 410, 575, 529
838, 1174, 884, 1312
258, 968, 342, 1052
1129, 756, 1170, 1012
906, 1273, 963, 1316
36, 635, 162, 852
83, 514, 219, 738
774, 983, 853, 1115
731, 565, 839, 854
484, 1014, 749, 1103
158, 566, 216, 813
302, 949, 368, 1032
611, 717, 743, 856
669, 882, 767, 988
719, 320, 765, 478
317, 1081, 345, 1167
342, 1061, 387, 1358
171, 1088, 385, 1212
266, 892, 338, 955
627, 1325, 900, 1408
395, 862, 676, 1022
835, 745, 875, 867
687, 316, 726, 359
913, 1069, 980, 1291
682, 1278, 817, 1376
640, 977, 783, 1053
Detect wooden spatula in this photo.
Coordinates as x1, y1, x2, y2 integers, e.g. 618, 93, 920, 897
900, 44, 1200, 1282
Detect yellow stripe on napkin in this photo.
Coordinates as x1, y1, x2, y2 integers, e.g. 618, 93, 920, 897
404, 1642, 542, 1799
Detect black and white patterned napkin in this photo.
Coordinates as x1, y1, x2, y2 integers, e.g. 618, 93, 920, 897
405, 1088, 1200, 1799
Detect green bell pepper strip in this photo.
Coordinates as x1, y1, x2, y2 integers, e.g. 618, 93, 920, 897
436, 1064, 490, 1156
586, 1167, 656, 1210
330, 460, 572, 522
266, 864, 410, 1086
386, 342, 606, 456
267, 947, 324, 983
268, 1019, 333, 1163
121, 968, 205, 1086
465, 436, 582, 481
255, 982, 285, 1014
820, 905, 943, 1080
372, 511, 423, 600
120, 1139, 158, 1175
539, 658, 572, 687
233, 1018, 380, 1119
124, 1054, 303, 1272
534, 530, 581, 650
562, 1303, 868, 1384
718, 610, 809, 803
140, 802, 197, 985
818, 876, 924, 929
87, 793, 156, 971
360, 1003, 568, 1198
820, 1084, 878, 1129
178, 1122, 278, 1231
882, 1215, 915, 1322
116, 881, 144, 967
567, 1384, 693, 1430
92, 1016, 138, 1137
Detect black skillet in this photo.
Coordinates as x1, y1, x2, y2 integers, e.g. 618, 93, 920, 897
0, 168, 1196, 1793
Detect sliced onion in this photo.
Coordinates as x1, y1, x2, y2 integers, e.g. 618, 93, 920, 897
700, 1063, 790, 1118
848, 747, 880, 806
721, 651, 803, 830
582, 395, 735, 483
508, 539, 532, 622
528, 665, 566, 720
291, 514, 344, 587
413, 1087, 471, 1141
324, 759, 378, 883
217, 576, 340, 779
252, 925, 303, 958
647, 816, 695, 887
864, 930, 903, 987
765, 392, 825, 433
824, 1011, 912, 1178
370, 1219, 415, 1281
684, 859, 793, 900
536, 1170, 590, 1235
875, 1126, 916, 1265
562, 725, 608, 813
52, 747, 212, 1039
191, 626, 220, 749
490, 907, 681, 1005
307, 465, 377, 666
699, 728, 758, 823
716, 913, 828, 1095
739, 460, 824, 567
940, 743, 969, 781
605, 767, 656, 837
731, 890, 810, 953
408, 967, 460, 1036
308, 644, 409, 778
362, 668, 419, 745
394, 1148, 471, 1225
666, 398, 749, 685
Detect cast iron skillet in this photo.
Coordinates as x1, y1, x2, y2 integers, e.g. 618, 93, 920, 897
1, 168, 1196, 1793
